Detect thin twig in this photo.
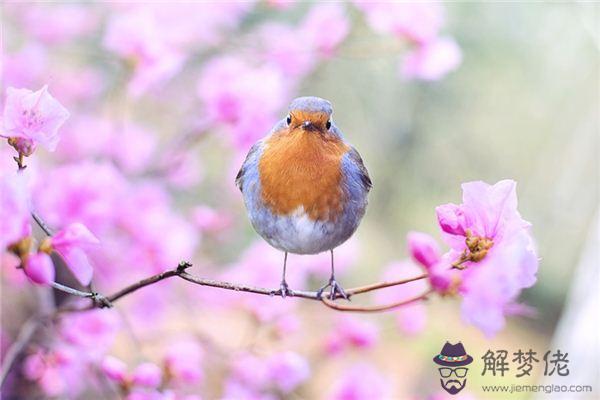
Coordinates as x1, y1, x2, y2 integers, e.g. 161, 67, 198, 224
31, 211, 53, 236
178, 271, 323, 300
0, 317, 41, 387
108, 263, 192, 303
320, 289, 434, 312
344, 274, 429, 296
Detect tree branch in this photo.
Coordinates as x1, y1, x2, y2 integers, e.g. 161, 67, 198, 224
31, 211, 53, 236
320, 289, 434, 312
0, 317, 41, 387
52, 261, 431, 314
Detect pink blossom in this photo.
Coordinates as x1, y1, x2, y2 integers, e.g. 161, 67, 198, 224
164, 150, 205, 189
117, 2, 255, 48
127, 390, 174, 400
354, 1, 444, 44
132, 362, 162, 388
324, 315, 379, 355
257, 23, 316, 79
103, 11, 185, 97
23, 253, 54, 285
402, 37, 462, 81
0, 172, 30, 250
222, 379, 277, 400
60, 310, 119, 356
301, 3, 350, 57
101, 356, 128, 383
2, 85, 70, 152
396, 302, 427, 336
266, 352, 310, 393
1, 252, 28, 287
33, 161, 127, 232
20, 4, 99, 45
375, 261, 429, 335
110, 123, 158, 174
116, 183, 199, 274
197, 56, 288, 149
460, 229, 538, 336
164, 338, 204, 385
229, 353, 269, 390
435, 202, 467, 236
192, 206, 232, 235
55, 115, 114, 161
407, 231, 441, 268
436, 180, 538, 336
22, 347, 83, 397
47, 66, 104, 104
329, 363, 391, 400
436, 180, 532, 254
56, 117, 157, 173
49, 223, 99, 285
2, 45, 47, 88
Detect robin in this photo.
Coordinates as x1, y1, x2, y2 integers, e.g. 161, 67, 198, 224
236, 96, 371, 299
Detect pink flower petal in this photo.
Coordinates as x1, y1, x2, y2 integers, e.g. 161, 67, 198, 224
407, 231, 441, 268
132, 362, 162, 388
24, 253, 55, 285
101, 356, 128, 383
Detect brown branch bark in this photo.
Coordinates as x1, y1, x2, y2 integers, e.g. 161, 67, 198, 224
52, 262, 431, 314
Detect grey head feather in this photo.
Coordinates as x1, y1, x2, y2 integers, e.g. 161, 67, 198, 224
288, 96, 333, 115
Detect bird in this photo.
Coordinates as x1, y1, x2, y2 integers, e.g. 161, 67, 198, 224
236, 96, 371, 300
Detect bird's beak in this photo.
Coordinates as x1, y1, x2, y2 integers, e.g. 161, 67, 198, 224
302, 121, 312, 130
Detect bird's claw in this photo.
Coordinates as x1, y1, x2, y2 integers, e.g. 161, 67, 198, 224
273, 281, 294, 299
317, 278, 349, 301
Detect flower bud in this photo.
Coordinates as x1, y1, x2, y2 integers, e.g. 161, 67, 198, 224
24, 253, 55, 285
435, 203, 467, 236
407, 231, 440, 268
101, 356, 128, 383
132, 362, 162, 388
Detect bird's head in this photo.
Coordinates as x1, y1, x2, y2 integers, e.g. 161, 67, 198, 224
285, 96, 335, 135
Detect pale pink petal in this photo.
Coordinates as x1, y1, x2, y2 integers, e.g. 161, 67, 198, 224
51, 222, 100, 248
57, 247, 94, 286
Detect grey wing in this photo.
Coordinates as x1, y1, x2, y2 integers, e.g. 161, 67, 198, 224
235, 141, 263, 192
346, 146, 372, 191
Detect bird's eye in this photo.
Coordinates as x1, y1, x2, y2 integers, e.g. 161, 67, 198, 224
326, 120, 331, 130
286, 115, 292, 125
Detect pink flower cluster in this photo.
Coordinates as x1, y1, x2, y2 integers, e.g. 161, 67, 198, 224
23, 310, 119, 397
102, 3, 255, 97
223, 351, 310, 398
407, 180, 539, 336
197, 3, 350, 150
354, 1, 462, 81
0, 2, 534, 399
100, 338, 203, 399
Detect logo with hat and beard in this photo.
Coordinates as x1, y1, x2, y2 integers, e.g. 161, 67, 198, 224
433, 342, 473, 395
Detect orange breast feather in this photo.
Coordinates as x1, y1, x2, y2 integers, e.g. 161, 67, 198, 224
259, 130, 349, 222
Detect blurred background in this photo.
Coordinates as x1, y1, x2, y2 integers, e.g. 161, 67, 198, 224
1, 2, 598, 399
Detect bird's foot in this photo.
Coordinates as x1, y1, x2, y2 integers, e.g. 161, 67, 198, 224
273, 281, 294, 299
317, 277, 349, 301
